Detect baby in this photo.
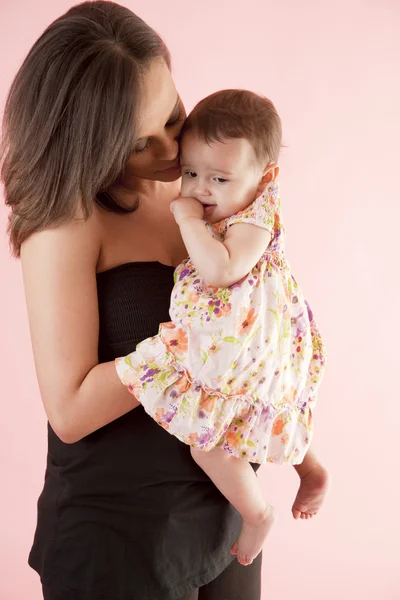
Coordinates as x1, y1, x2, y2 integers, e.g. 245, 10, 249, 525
116, 90, 330, 566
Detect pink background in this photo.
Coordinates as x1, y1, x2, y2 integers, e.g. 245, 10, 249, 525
1, 0, 399, 598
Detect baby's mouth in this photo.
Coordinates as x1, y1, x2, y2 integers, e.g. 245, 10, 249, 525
201, 203, 216, 213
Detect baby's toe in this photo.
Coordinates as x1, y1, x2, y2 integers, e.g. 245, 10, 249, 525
238, 554, 253, 566
230, 541, 238, 556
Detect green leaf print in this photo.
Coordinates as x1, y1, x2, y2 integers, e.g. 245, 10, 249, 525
202, 350, 209, 364
124, 355, 133, 367
246, 440, 256, 447
179, 396, 191, 416
243, 324, 262, 347
268, 308, 280, 328
222, 336, 240, 344
159, 372, 169, 384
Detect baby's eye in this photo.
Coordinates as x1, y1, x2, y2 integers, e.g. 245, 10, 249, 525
185, 171, 197, 178
215, 177, 228, 184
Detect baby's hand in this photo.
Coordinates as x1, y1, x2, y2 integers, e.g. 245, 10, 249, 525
170, 196, 204, 225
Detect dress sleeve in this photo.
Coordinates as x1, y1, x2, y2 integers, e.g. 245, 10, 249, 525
225, 181, 280, 235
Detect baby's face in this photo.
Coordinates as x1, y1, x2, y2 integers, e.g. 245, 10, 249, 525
180, 133, 264, 223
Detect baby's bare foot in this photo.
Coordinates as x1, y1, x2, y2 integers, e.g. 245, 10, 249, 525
230, 504, 276, 566
292, 463, 330, 520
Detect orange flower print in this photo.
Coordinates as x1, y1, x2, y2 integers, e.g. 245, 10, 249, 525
282, 386, 297, 404
155, 408, 169, 430
235, 383, 251, 396
226, 431, 239, 448
161, 323, 188, 356
206, 284, 220, 294
199, 390, 217, 412
236, 307, 257, 336
272, 415, 284, 436
188, 432, 199, 445
281, 433, 289, 445
175, 375, 190, 394
188, 290, 200, 304
220, 302, 232, 316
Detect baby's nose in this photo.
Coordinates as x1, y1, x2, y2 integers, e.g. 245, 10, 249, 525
193, 182, 211, 196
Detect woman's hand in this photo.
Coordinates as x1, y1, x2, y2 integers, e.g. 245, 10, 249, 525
170, 196, 204, 225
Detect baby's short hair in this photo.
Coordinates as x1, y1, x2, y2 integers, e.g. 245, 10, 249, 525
182, 89, 282, 164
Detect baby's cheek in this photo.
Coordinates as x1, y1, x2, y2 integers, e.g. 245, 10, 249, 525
180, 181, 201, 202
180, 179, 191, 196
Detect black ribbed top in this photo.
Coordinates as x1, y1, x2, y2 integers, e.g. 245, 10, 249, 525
28, 261, 244, 600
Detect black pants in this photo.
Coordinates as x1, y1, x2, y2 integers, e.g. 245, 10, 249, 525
42, 553, 262, 600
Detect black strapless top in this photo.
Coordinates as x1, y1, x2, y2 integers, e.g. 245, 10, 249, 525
28, 262, 249, 600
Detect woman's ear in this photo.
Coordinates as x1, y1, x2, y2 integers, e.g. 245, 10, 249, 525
256, 163, 280, 194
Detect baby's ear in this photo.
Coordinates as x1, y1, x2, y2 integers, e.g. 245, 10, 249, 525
270, 165, 280, 181
257, 163, 279, 194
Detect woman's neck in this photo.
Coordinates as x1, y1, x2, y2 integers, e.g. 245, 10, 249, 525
109, 178, 180, 210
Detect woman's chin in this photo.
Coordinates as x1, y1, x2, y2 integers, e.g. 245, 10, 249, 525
153, 169, 182, 183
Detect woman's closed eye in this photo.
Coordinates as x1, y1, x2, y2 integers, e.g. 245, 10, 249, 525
133, 109, 184, 154
133, 138, 150, 154
166, 109, 184, 128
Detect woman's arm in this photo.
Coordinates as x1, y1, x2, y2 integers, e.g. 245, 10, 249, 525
171, 198, 270, 287
21, 212, 139, 444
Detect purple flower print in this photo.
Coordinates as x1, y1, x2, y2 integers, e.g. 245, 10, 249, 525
198, 428, 215, 447
140, 366, 160, 383
259, 405, 277, 432
305, 300, 314, 322
179, 268, 190, 281
298, 401, 307, 415
163, 405, 178, 423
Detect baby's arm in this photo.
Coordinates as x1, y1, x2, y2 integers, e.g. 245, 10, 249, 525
171, 197, 271, 288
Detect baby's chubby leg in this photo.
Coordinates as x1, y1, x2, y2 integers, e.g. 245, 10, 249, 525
190, 446, 275, 566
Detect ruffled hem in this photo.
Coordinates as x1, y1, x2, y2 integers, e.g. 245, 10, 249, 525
115, 335, 314, 465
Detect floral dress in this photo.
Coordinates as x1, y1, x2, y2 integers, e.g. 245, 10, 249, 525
115, 181, 326, 465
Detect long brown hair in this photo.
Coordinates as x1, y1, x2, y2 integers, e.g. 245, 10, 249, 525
0, 1, 170, 257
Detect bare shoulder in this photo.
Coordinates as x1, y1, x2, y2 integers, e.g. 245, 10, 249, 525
21, 206, 102, 268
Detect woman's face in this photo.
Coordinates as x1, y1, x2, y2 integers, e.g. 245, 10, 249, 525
124, 59, 186, 182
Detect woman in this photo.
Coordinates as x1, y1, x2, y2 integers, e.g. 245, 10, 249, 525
1, 2, 262, 599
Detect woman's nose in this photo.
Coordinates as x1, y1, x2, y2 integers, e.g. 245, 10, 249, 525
159, 131, 179, 161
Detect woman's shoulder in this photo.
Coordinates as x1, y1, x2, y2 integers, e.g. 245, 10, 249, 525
21, 204, 103, 269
